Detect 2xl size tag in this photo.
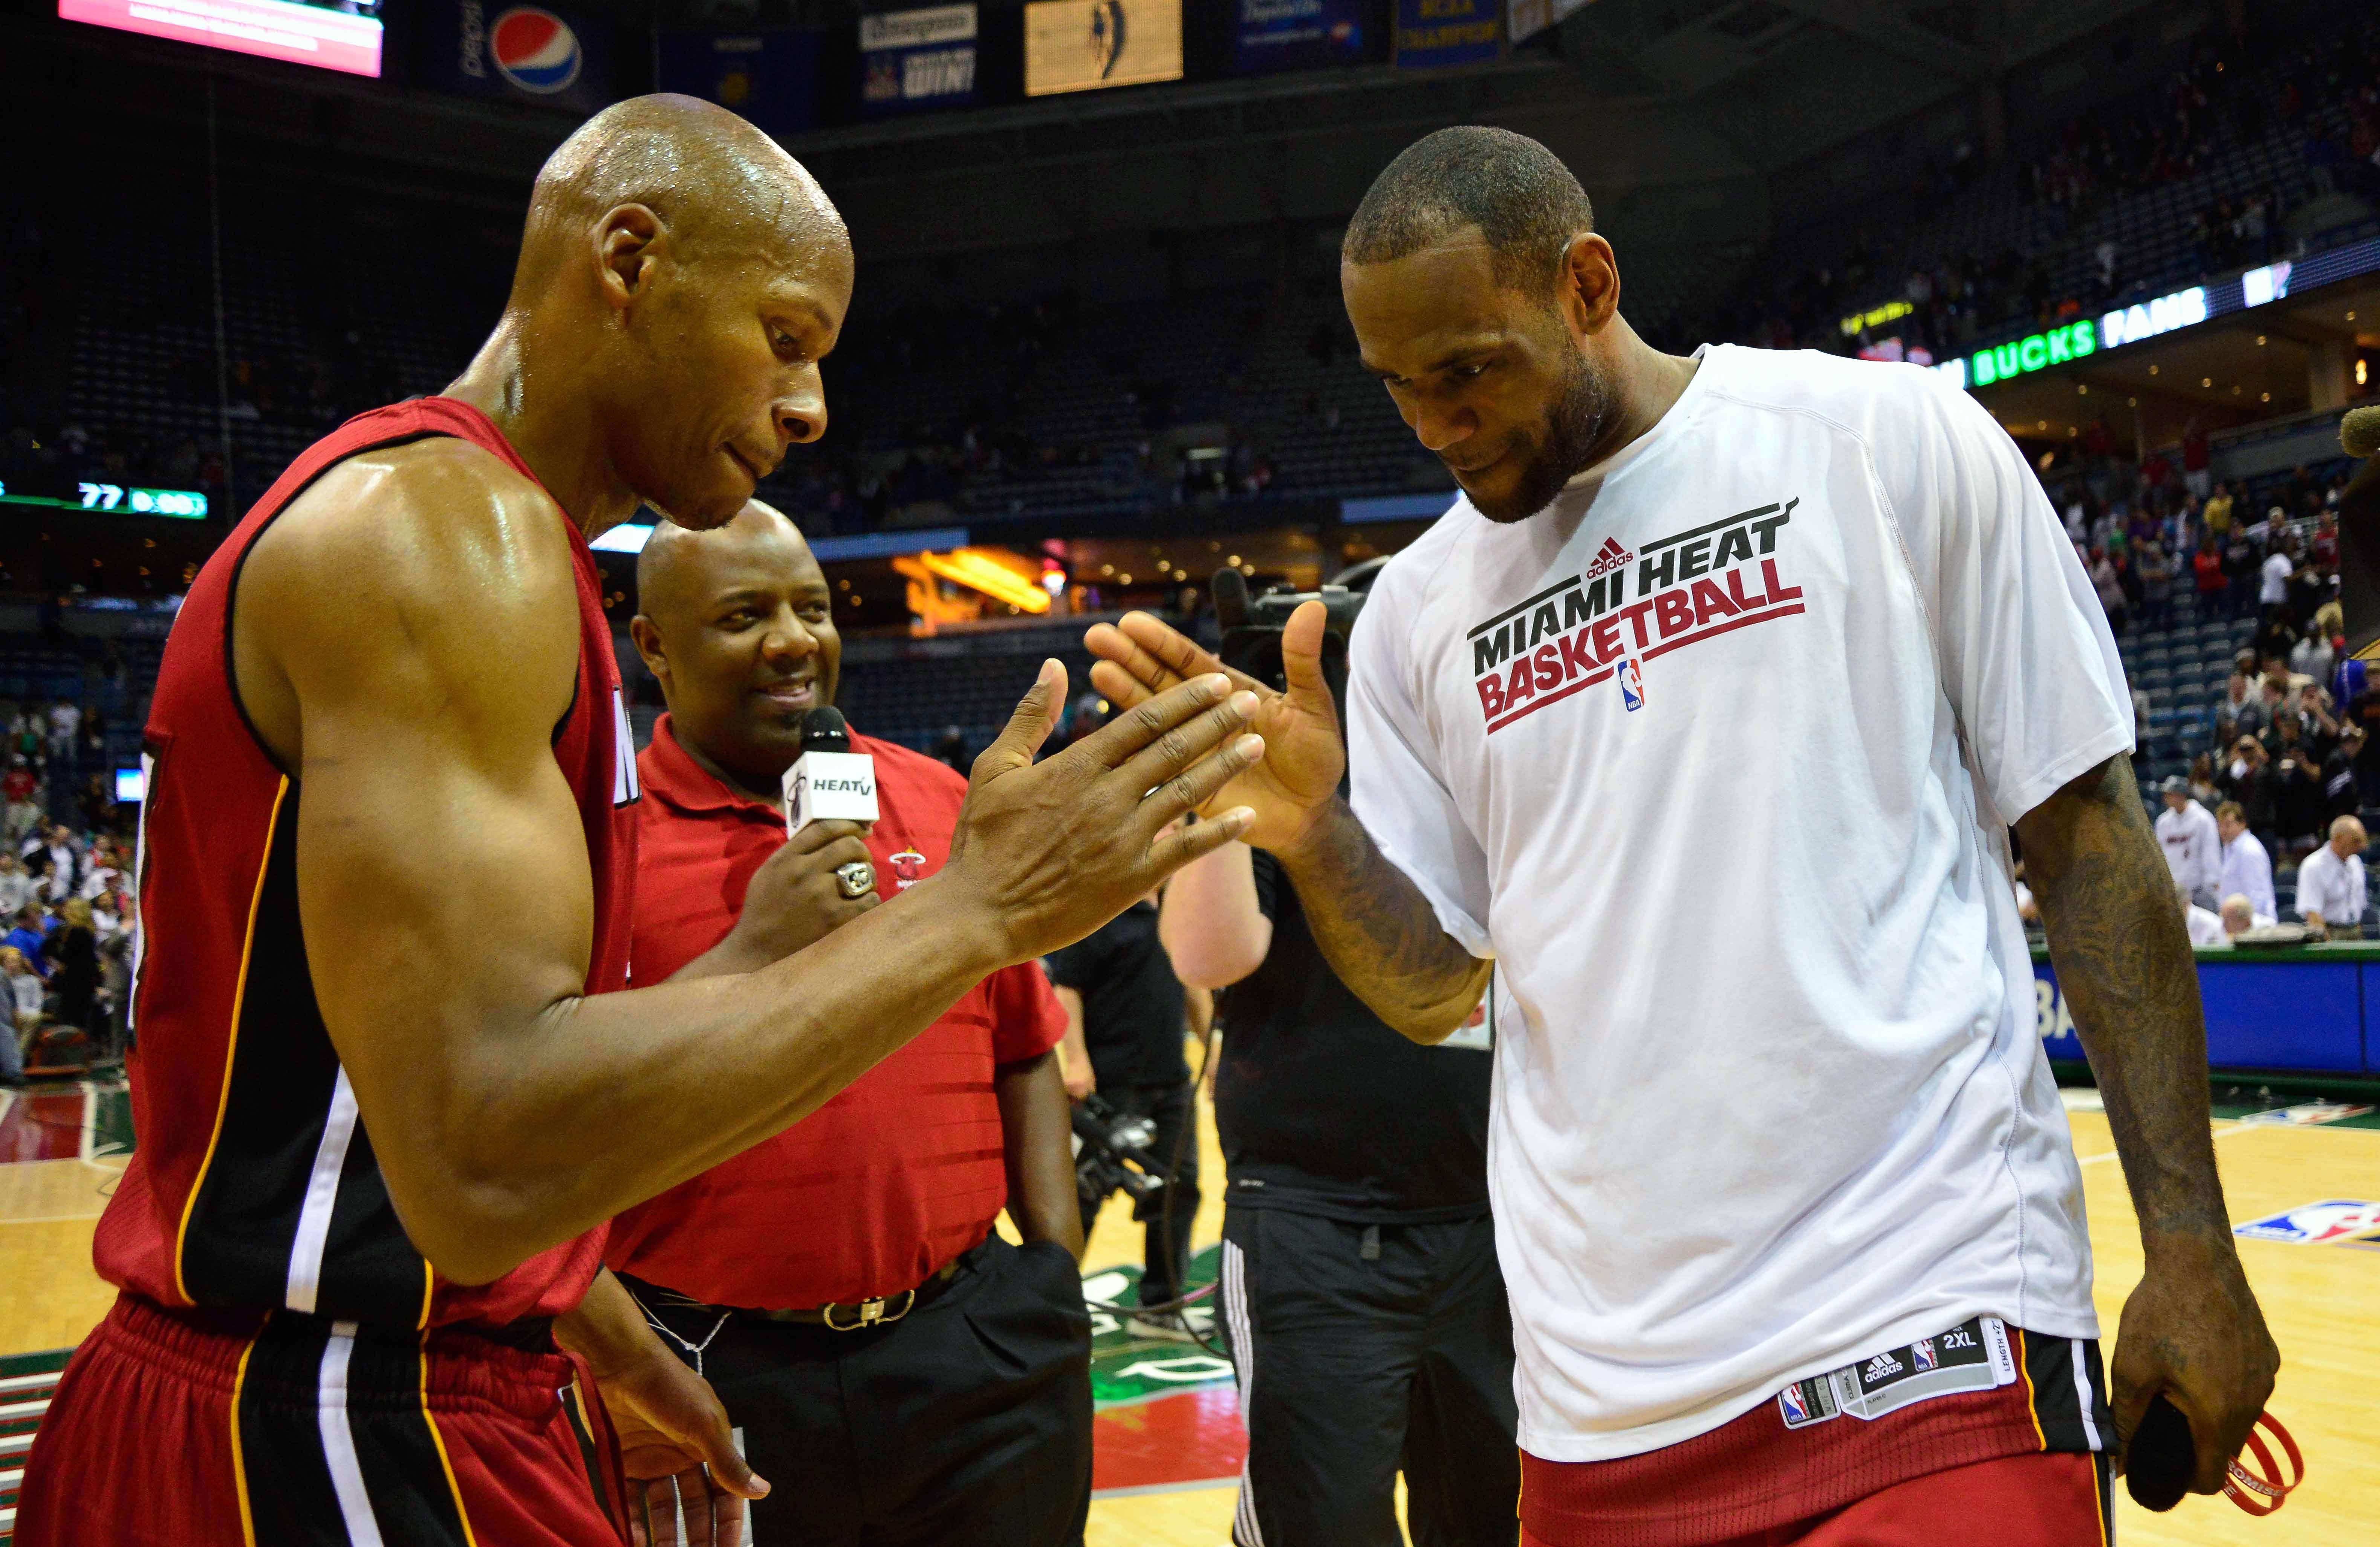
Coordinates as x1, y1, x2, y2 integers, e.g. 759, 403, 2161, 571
1777, 1317, 2014, 1429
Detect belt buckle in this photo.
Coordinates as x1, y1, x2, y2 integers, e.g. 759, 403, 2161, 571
820, 1288, 916, 1331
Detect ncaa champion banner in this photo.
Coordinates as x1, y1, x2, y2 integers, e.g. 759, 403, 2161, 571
1393, 0, 1499, 69
655, 30, 820, 140
1233, 0, 1364, 75
422, 0, 613, 114
860, 4, 979, 116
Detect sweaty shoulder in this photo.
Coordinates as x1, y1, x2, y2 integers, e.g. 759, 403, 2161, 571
236, 436, 585, 756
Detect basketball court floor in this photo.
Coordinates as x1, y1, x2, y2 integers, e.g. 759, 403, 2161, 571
2, 1076, 2372, 1545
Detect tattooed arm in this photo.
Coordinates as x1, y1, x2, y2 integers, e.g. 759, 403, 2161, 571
1275, 799, 1493, 1044
2015, 752, 2278, 1492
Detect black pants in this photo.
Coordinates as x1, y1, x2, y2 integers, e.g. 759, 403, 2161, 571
1079, 1078, 1199, 1308
627, 1236, 1092, 1547
1218, 1206, 1518, 1547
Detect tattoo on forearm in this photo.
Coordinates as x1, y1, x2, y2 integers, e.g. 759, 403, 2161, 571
1280, 800, 1488, 1040
2022, 756, 2232, 1242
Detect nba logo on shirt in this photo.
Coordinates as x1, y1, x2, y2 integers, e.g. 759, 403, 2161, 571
1912, 1337, 1938, 1371
1618, 657, 1645, 712
1779, 1383, 1811, 1424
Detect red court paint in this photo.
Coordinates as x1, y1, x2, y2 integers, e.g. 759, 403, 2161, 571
0, 1092, 84, 1163
1092, 1385, 1247, 1495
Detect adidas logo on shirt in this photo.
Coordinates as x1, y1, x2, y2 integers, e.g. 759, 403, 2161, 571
1864, 1353, 1904, 1382
1584, 537, 1634, 578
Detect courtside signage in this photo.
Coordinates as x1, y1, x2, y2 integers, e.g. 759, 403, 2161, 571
60, 0, 383, 76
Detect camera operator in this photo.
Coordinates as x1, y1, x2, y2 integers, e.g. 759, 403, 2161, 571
1157, 576, 1517, 1547
606, 502, 1092, 1547
1048, 883, 1213, 1341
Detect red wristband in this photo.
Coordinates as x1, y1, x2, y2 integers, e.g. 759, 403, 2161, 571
2221, 1412, 2304, 1516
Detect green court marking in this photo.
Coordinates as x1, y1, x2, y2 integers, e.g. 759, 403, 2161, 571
87, 1077, 133, 1158
1084, 1246, 1233, 1408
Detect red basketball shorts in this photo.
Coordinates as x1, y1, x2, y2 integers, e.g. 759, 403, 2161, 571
1519, 1321, 2115, 1547
14, 1293, 630, 1547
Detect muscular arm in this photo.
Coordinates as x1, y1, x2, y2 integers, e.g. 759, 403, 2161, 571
2018, 756, 2229, 1240
994, 1050, 1085, 1258
2014, 753, 2277, 1486
1277, 800, 1491, 1045
236, 447, 1260, 1285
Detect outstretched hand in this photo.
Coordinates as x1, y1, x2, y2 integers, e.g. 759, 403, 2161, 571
1084, 605, 1346, 854
942, 658, 1268, 964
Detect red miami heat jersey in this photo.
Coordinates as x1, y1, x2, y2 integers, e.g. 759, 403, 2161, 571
94, 398, 639, 1330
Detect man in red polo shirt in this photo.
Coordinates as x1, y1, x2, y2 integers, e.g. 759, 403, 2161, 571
607, 500, 1091, 1546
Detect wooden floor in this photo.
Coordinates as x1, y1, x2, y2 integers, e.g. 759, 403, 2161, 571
6, 1079, 2373, 1546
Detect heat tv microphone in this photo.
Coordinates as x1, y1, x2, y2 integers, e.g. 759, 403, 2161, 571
785, 706, 878, 834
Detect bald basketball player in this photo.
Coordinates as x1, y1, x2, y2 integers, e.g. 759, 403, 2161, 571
1089, 128, 2274, 1547
18, 96, 1263, 1547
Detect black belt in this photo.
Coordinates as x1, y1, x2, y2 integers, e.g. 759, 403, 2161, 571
628, 1239, 988, 1333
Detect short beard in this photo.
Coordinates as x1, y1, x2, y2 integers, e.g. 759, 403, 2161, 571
1468, 349, 1613, 525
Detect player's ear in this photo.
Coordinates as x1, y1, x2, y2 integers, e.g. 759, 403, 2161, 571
628, 615, 670, 690
592, 203, 664, 310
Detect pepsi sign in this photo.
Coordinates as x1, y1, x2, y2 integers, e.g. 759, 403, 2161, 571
427, 0, 613, 113
491, 7, 581, 93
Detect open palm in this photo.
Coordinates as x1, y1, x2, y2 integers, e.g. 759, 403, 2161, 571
1086, 604, 1345, 853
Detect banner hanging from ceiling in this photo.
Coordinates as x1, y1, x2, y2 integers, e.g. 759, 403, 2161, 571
1393, 0, 1499, 69
859, 4, 979, 116
422, 0, 615, 114
1233, 0, 1364, 75
655, 31, 819, 140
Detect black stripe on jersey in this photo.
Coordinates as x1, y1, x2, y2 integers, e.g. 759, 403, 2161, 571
560, 1379, 620, 1525
180, 787, 431, 1325
2023, 1331, 2114, 1454
344, 1331, 473, 1547
235, 1317, 348, 1547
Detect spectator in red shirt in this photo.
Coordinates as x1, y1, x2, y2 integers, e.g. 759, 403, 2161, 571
2192, 532, 2229, 616
0, 758, 37, 844
607, 501, 1092, 1547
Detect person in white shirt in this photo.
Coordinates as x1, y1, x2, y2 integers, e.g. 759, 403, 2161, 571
0, 853, 34, 922
2212, 801, 2276, 921
2154, 777, 2222, 907
2258, 544, 2293, 612
2179, 883, 2228, 948
2295, 815, 2369, 940
1084, 126, 2274, 1543
2218, 895, 2275, 938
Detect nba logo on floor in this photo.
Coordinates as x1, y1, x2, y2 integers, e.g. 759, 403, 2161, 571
1618, 657, 1644, 712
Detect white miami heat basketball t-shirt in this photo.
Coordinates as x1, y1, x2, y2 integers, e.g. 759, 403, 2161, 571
1345, 343, 2133, 1463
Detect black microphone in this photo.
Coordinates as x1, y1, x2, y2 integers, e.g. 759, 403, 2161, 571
801, 706, 852, 755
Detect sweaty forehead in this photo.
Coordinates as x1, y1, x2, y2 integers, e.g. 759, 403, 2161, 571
1344, 236, 1527, 362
